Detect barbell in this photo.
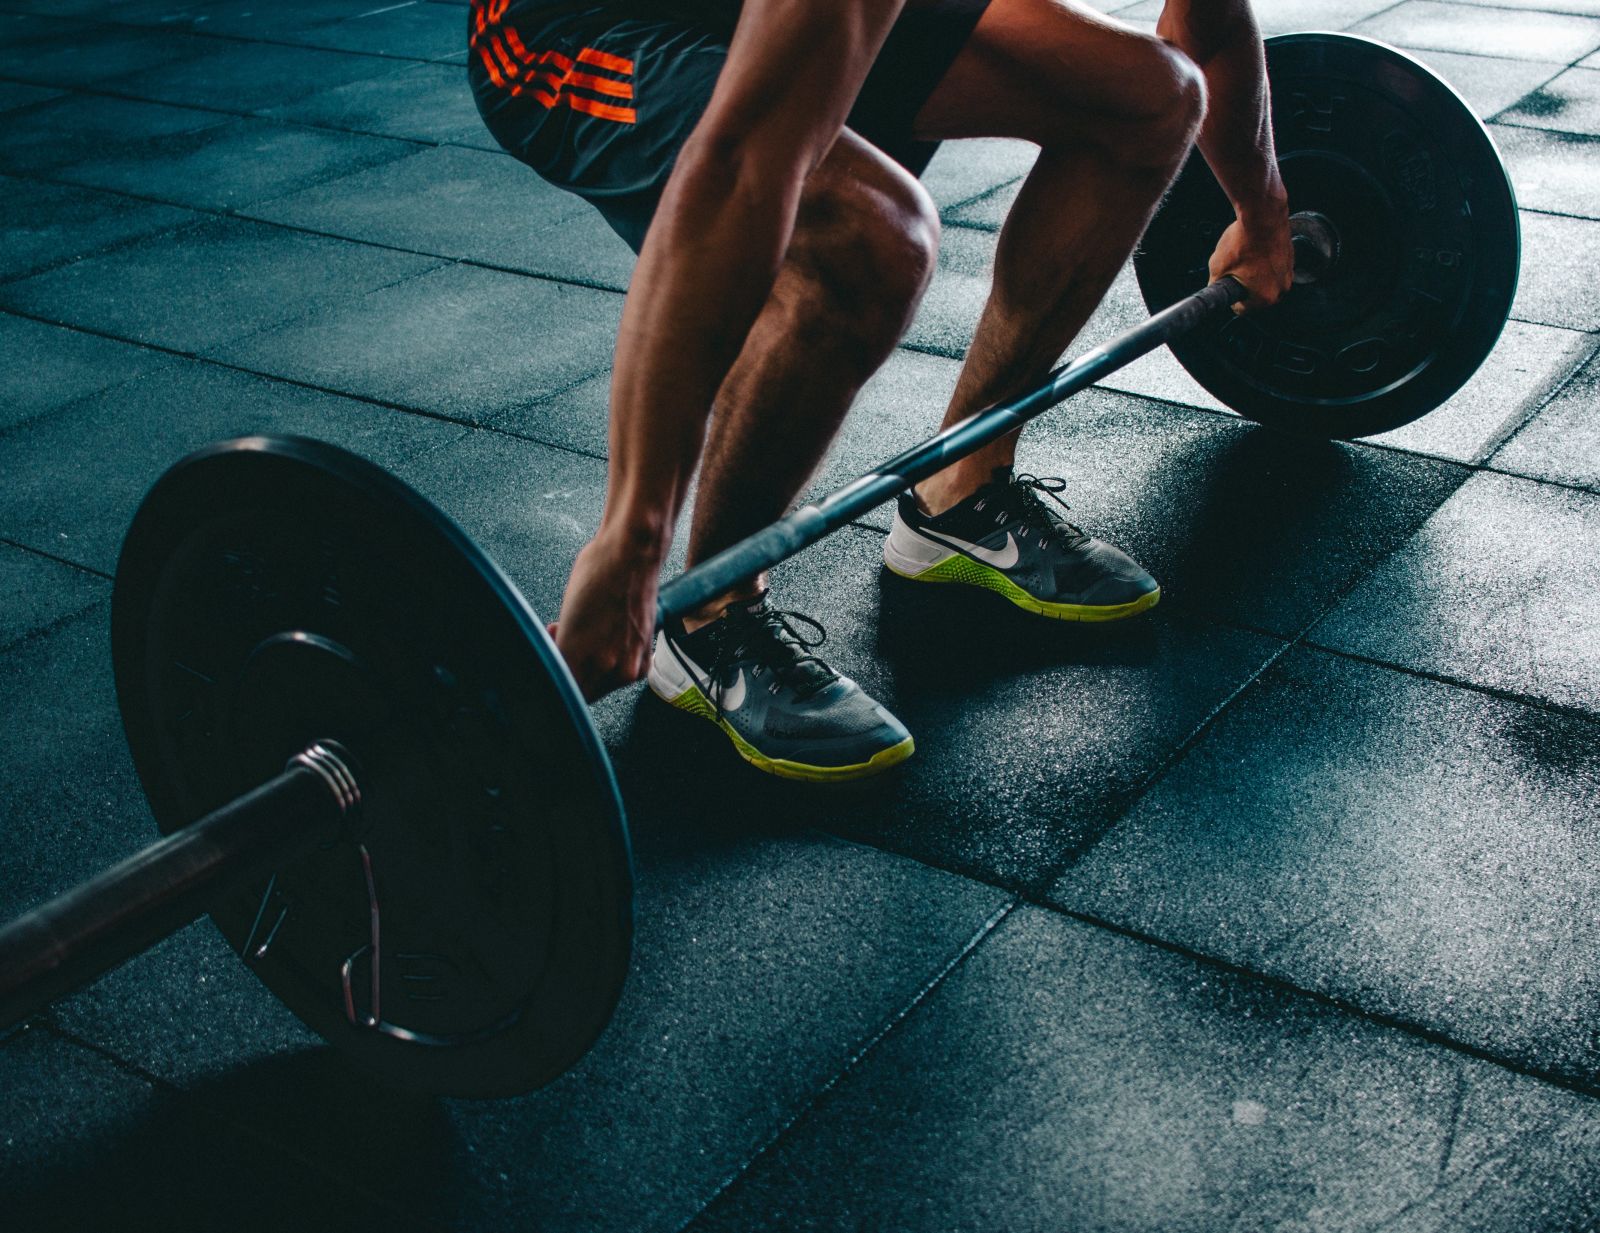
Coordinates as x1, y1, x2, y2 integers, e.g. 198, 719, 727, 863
0, 33, 1519, 1097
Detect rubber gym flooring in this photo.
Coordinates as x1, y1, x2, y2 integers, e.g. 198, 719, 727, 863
2, 1, 1599, 1229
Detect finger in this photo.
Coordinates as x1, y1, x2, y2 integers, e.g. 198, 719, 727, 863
1225, 274, 1256, 314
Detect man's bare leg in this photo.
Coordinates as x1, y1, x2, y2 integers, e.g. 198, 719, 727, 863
635, 131, 931, 778
677, 131, 939, 627
908, 0, 1206, 512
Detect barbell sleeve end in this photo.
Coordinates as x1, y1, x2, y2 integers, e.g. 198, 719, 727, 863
0, 744, 361, 1032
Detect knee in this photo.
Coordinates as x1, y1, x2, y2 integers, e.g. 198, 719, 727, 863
1030, 32, 1205, 170
792, 164, 940, 339
1121, 38, 1206, 169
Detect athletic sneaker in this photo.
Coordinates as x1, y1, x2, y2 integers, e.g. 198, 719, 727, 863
882, 468, 1160, 621
647, 594, 914, 782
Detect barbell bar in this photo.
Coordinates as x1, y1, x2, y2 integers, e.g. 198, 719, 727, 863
0, 32, 1519, 1098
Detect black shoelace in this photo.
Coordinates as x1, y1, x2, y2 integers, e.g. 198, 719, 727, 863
668, 601, 838, 718
1006, 474, 1089, 550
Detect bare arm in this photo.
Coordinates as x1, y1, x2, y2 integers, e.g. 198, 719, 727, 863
557, 0, 906, 699
1157, 0, 1291, 306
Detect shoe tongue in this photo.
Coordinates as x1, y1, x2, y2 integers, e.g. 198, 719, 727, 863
725, 597, 836, 697
732, 593, 772, 619
996, 470, 1088, 546
990, 464, 1015, 485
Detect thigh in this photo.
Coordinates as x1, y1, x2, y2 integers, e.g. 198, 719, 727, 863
469, 0, 731, 252
469, 0, 967, 250
847, 0, 991, 177
910, 0, 1176, 145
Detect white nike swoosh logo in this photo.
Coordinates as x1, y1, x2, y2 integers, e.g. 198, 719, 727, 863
919, 527, 1020, 570
669, 645, 748, 711
716, 668, 747, 711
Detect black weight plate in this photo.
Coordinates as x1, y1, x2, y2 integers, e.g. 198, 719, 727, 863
1135, 32, 1520, 439
111, 436, 632, 1098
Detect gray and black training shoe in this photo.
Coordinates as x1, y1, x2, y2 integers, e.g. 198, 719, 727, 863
646, 594, 913, 782
883, 467, 1160, 621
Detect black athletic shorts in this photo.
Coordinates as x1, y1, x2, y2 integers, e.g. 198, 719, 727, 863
468, 0, 990, 252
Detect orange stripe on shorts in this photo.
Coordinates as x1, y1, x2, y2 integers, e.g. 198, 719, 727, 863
477, 23, 635, 123
502, 25, 534, 61
566, 95, 636, 123
576, 46, 634, 75
569, 70, 633, 99
476, 44, 507, 89
490, 35, 520, 78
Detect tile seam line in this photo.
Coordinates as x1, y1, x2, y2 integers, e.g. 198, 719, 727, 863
1024, 634, 1297, 891
0, 72, 498, 155
939, 172, 1029, 223
1380, 0, 1600, 21
0, 587, 105, 659
1373, 42, 1600, 69
1182, 608, 1600, 718
671, 897, 1021, 1233
0, 15, 460, 71
1441, 4, 1600, 28
1518, 203, 1600, 223
1032, 901, 1600, 1105
1476, 461, 1600, 496
0, 70, 422, 132
0, 534, 112, 581
1298, 638, 1600, 723
1497, 117, 1600, 139
25, 1019, 452, 1232
0, 163, 626, 298
1463, 321, 1600, 465
0, 303, 613, 460
1485, 60, 1581, 122
1347, 0, 1420, 33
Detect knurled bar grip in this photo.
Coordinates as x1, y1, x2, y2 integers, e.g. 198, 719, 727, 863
0, 747, 356, 1031
656, 276, 1247, 623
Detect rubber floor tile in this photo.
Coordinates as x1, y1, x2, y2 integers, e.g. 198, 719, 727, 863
1053, 647, 1600, 1087
1312, 470, 1600, 713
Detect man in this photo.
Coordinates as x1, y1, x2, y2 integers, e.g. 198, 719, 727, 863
470, 0, 1291, 781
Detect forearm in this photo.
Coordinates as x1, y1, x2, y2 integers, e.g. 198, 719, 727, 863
1158, 0, 1284, 223
599, 141, 803, 563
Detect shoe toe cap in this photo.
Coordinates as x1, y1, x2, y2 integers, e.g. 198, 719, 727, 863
766, 681, 911, 766
1060, 540, 1159, 605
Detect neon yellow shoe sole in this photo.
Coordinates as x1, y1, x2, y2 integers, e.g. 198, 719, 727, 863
885, 552, 1161, 622
660, 684, 915, 783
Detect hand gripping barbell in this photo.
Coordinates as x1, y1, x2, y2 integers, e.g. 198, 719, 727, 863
0, 33, 1518, 1097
